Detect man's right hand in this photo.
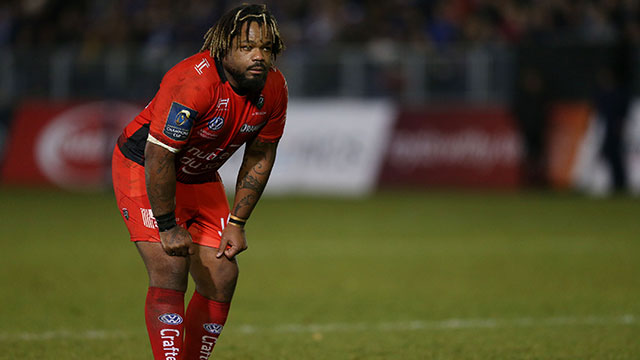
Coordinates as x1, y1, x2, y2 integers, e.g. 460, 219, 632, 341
159, 226, 194, 257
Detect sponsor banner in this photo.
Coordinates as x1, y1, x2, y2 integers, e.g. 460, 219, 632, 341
218, 100, 395, 196
546, 102, 593, 190
527, 100, 640, 195
2, 99, 394, 195
378, 105, 523, 188
624, 99, 640, 195
1, 100, 141, 189
566, 103, 614, 195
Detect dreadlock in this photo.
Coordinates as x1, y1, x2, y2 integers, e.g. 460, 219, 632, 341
201, 4, 285, 61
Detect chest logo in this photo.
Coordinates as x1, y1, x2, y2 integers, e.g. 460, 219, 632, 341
240, 121, 266, 133
256, 95, 265, 109
217, 98, 230, 111
208, 116, 225, 131
194, 58, 210, 75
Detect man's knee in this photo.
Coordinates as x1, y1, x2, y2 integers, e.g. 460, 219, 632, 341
137, 242, 190, 290
144, 256, 190, 290
195, 274, 238, 302
148, 263, 190, 291
190, 250, 239, 302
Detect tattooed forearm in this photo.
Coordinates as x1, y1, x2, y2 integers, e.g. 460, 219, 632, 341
233, 193, 258, 215
243, 139, 276, 176
145, 141, 177, 216
231, 139, 278, 219
237, 173, 263, 192
154, 151, 174, 175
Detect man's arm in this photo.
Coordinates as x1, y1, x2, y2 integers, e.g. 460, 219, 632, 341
145, 141, 194, 256
217, 138, 278, 258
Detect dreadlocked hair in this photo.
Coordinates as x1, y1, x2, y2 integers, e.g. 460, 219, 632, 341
201, 4, 285, 61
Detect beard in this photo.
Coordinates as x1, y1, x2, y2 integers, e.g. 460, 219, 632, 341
227, 65, 268, 94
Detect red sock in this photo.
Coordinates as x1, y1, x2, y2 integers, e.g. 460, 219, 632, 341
183, 291, 231, 360
145, 287, 185, 360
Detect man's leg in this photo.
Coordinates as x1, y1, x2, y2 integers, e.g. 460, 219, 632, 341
136, 242, 190, 360
183, 244, 238, 360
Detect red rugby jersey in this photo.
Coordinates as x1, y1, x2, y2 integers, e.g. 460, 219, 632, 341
117, 51, 288, 184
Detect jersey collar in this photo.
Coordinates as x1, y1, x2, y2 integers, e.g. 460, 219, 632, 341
214, 57, 228, 84
215, 57, 250, 96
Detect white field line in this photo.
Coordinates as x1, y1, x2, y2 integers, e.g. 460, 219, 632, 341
0, 314, 636, 342
236, 314, 637, 334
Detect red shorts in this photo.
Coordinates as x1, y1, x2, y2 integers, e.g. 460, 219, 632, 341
112, 147, 229, 249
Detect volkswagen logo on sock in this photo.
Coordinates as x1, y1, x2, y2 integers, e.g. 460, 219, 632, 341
203, 323, 224, 334
158, 313, 184, 325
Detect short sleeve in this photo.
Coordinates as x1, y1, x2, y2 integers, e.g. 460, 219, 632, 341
147, 69, 210, 152
257, 75, 288, 143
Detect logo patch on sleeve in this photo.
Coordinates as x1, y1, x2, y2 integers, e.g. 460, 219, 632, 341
163, 102, 198, 141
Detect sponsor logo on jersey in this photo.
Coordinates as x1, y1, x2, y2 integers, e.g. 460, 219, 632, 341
198, 128, 218, 139
158, 313, 183, 325
194, 58, 210, 75
163, 102, 197, 141
198, 116, 225, 139
252, 111, 267, 116
216, 98, 230, 111
203, 323, 224, 335
240, 121, 266, 133
179, 145, 239, 176
122, 208, 129, 220
140, 208, 157, 229
256, 95, 265, 109
208, 116, 225, 131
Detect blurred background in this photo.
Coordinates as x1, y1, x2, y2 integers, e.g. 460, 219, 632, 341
2, 2, 640, 359
1, 0, 640, 195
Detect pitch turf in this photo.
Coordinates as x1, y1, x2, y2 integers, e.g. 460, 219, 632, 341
0, 187, 638, 359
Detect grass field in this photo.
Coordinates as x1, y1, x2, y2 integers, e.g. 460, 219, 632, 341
1, 187, 639, 359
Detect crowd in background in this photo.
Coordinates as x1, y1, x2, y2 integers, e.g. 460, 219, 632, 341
1, 0, 639, 53
0, 0, 638, 191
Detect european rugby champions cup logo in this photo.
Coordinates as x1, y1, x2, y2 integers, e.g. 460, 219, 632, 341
163, 102, 198, 141
175, 110, 190, 126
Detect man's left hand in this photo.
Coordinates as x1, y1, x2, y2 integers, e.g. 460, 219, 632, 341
216, 224, 248, 259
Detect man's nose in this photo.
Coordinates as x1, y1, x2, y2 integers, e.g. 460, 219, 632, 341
251, 48, 265, 62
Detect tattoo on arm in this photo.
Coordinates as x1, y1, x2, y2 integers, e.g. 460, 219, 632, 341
233, 194, 258, 215
237, 174, 262, 192
232, 139, 278, 217
154, 151, 173, 175
145, 142, 177, 216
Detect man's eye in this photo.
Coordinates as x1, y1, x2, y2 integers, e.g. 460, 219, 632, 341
263, 47, 272, 52
241, 46, 252, 51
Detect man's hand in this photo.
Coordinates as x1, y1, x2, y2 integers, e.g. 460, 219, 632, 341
159, 226, 194, 257
216, 225, 248, 259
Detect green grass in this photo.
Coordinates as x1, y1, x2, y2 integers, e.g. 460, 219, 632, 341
0, 188, 638, 359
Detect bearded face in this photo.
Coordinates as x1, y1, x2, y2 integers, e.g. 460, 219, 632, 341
222, 21, 274, 94
224, 60, 268, 94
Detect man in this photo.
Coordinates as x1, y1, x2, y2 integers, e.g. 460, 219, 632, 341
111, 4, 287, 359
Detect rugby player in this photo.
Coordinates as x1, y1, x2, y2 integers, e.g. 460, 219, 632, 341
111, 4, 287, 359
